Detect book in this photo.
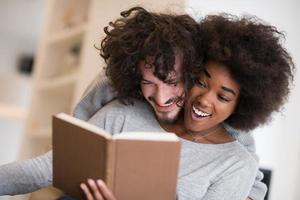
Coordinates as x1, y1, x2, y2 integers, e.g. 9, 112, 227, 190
52, 113, 181, 200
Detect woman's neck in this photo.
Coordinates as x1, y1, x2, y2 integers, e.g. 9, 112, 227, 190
161, 119, 235, 144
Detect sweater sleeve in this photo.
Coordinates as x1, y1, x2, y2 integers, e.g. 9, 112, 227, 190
0, 151, 52, 195
0, 73, 117, 195
224, 124, 267, 200
73, 71, 117, 121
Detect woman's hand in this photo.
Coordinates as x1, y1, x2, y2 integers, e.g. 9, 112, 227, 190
80, 179, 117, 200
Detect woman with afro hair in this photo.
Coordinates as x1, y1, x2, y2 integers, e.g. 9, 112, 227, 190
195, 14, 294, 132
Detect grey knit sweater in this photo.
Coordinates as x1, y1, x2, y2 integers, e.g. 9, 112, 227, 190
88, 99, 259, 200
0, 74, 267, 199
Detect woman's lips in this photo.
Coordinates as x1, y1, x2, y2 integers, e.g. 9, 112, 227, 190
192, 105, 211, 117
191, 105, 211, 121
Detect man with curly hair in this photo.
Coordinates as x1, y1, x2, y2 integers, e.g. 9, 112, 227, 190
75, 6, 201, 124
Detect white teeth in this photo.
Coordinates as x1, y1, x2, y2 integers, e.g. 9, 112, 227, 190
192, 106, 210, 117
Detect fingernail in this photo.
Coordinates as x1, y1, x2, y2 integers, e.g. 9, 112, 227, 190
88, 179, 94, 184
97, 179, 103, 186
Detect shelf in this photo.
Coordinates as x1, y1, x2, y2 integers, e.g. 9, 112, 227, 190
18, 0, 93, 162
29, 127, 52, 139
38, 71, 78, 92
46, 23, 87, 45
0, 103, 27, 120
48, 0, 91, 34
24, 127, 53, 157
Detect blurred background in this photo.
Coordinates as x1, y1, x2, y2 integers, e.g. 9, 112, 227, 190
0, 0, 298, 200
0, 0, 44, 163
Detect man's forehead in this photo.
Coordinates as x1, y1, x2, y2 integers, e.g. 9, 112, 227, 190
164, 53, 184, 81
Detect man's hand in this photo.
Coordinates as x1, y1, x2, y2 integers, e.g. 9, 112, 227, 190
80, 179, 117, 200
246, 197, 253, 200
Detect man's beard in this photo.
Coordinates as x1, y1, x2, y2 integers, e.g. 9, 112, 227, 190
155, 108, 182, 125
148, 94, 185, 125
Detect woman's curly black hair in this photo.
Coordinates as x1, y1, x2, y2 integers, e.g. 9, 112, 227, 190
100, 7, 201, 104
197, 14, 295, 131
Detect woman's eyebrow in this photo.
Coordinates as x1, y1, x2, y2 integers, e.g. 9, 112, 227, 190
221, 86, 237, 96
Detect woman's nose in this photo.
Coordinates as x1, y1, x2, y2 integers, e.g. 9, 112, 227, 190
196, 91, 213, 108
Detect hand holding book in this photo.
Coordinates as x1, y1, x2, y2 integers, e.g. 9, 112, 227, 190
80, 179, 116, 200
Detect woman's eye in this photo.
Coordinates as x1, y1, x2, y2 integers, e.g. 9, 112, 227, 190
218, 95, 229, 102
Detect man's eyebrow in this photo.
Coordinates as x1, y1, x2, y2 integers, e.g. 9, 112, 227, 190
221, 86, 237, 96
165, 74, 182, 82
203, 69, 211, 78
166, 78, 180, 83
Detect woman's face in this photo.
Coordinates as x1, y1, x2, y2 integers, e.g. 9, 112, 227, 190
184, 61, 240, 134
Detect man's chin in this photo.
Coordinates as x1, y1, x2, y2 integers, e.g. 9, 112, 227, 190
156, 112, 180, 124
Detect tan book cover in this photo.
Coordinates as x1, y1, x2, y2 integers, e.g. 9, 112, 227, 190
52, 113, 181, 200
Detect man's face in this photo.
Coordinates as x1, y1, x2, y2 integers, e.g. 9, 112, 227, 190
139, 53, 185, 124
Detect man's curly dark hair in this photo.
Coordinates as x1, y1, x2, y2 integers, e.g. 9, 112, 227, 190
100, 7, 201, 104
197, 14, 295, 131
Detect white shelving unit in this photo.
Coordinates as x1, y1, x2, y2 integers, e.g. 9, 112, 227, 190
46, 24, 87, 45
37, 71, 78, 92
14, 1, 94, 199
18, 0, 92, 160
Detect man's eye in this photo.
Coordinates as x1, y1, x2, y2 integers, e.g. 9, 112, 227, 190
169, 82, 178, 87
195, 79, 206, 88
141, 81, 152, 85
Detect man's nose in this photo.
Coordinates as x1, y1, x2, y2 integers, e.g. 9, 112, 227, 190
154, 86, 172, 106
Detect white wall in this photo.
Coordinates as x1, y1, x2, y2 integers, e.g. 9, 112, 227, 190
0, 0, 45, 73
0, 0, 45, 164
186, 0, 300, 199
0, 2, 44, 200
